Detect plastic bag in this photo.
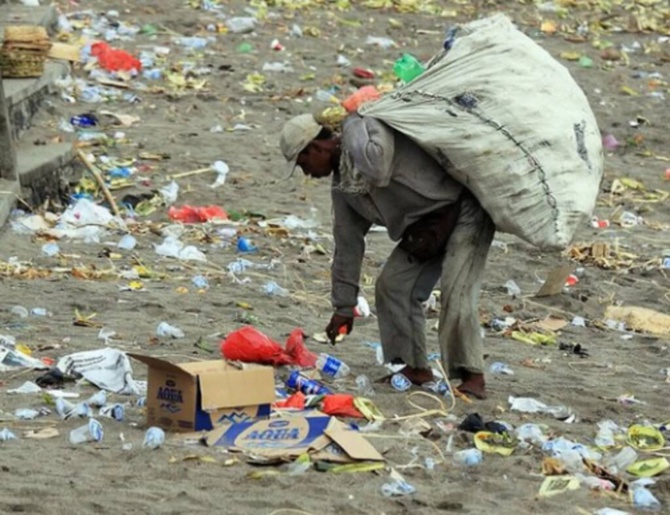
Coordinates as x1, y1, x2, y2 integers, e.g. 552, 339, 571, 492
91, 42, 142, 72
168, 205, 228, 223
321, 394, 364, 418
342, 86, 381, 113
285, 329, 317, 367
220, 327, 317, 367
275, 392, 306, 410
221, 326, 289, 366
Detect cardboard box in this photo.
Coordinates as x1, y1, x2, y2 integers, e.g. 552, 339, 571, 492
129, 354, 275, 432
205, 413, 384, 463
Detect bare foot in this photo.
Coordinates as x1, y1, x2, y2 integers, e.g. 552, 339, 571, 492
401, 366, 434, 386
375, 365, 434, 386
457, 372, 487, 400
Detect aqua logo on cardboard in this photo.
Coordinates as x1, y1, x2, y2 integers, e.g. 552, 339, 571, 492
243, 420, 300, 441
157, 379, 183, 414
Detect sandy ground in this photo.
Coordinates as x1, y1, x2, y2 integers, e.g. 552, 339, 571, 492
0, 0, 669, 514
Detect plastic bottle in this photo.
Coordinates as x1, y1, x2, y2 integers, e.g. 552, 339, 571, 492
143, 427, 165, 449
316, 353, 350, 379
356, 375, 376, 397
607, 446, 638, 472
393, 54, 425, 83
286, 371, 331, 396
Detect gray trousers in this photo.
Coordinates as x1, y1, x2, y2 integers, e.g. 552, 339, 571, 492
375, 194, 495, 378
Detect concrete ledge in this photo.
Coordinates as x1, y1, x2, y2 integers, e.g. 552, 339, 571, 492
4, 60, 71, 140
0, 178, 21, 229
2, 5, 65, 140
17, 141, 80, 206
18, 141, 74, 186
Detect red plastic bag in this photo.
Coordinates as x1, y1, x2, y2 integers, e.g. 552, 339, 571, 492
341, 86, 381, 113
221, 326, 290, 366
168, 205, 228, 223
220, 327, 317, 367
275, 392, 306, 410
91, 42, 142, 72
285, 328, 317, 368
321, 394, 364, 418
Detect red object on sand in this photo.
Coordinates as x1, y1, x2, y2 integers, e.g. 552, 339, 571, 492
284, 329, 318, 368
353, 67, 375, 79
341, 86, 381, 113
275, 392, 306, 410
321, 394, 364, 418
91, 42, 142, 72
220, 327, 317, 367
168, 205, 228, 223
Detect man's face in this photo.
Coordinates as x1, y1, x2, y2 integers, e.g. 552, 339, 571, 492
296, 141, 333, 178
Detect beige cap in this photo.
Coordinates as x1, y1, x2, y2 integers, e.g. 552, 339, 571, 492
279, 114, 323, 175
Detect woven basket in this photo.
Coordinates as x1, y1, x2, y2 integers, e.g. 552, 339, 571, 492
0, 48, 46, 78
4, 25, 50, 48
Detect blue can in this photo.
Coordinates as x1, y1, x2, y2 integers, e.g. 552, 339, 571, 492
286, 371, 331, 396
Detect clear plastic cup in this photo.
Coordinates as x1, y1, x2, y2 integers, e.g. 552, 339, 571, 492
70, 418, 104, 445
143, 427, 165, 450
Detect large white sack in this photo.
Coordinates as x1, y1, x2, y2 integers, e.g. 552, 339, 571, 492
360, 14, 603, 249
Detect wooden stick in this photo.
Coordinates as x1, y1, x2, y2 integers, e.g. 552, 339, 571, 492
76, 150, 121, 217
169, 167, 212, 179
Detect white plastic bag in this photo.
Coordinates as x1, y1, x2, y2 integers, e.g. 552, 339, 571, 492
361, 14, 603, 249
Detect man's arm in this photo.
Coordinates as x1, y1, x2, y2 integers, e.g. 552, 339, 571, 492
331, 188, 373, 316
341, 114, 395, 188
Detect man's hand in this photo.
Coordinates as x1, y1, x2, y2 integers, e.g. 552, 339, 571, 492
326, 314, 354, 344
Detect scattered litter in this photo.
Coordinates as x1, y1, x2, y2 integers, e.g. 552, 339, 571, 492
381, 469, 416, 497
8, 381, 42, 394
70, 418, 104, 445
0, 428, 17, 441
156, 322, 185, 339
